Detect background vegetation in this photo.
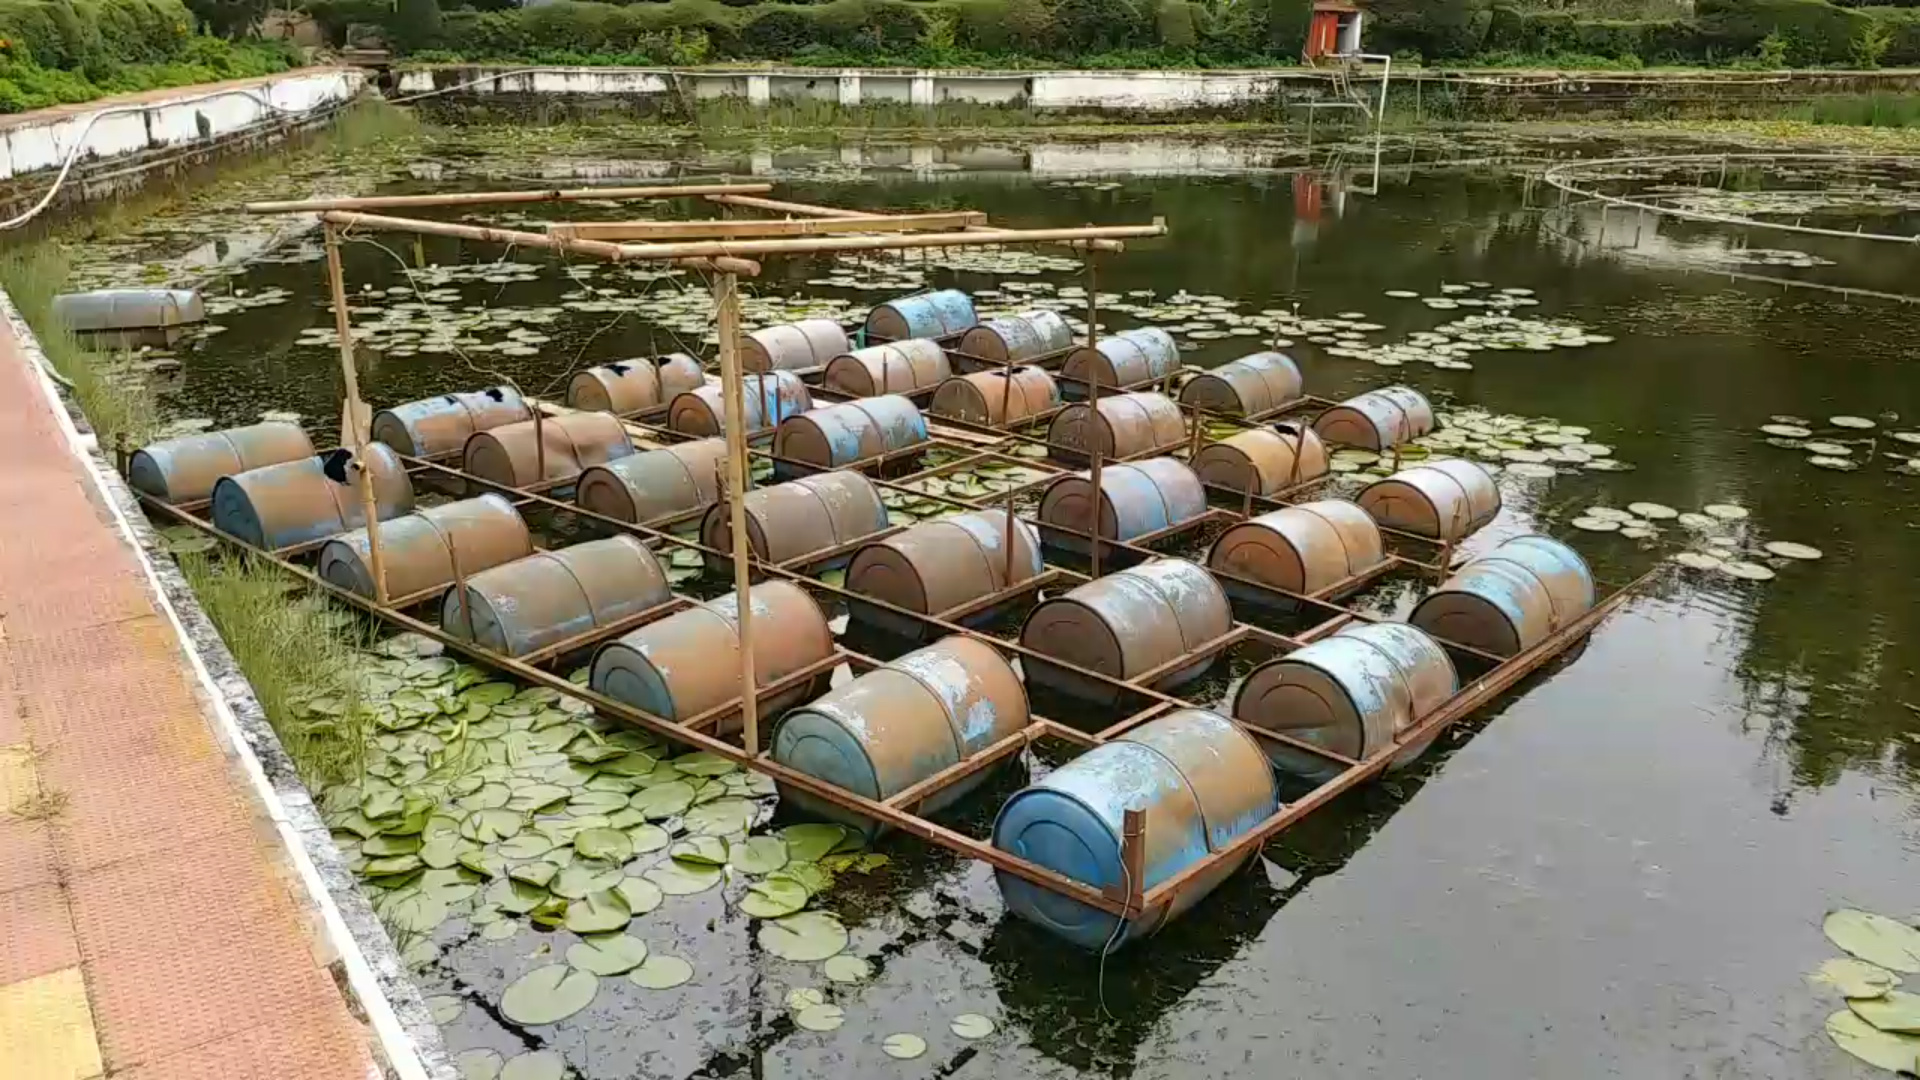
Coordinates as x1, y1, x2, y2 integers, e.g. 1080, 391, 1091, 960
0, 0, 298, 112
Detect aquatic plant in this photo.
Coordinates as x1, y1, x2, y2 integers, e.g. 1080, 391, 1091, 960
0, 244, 157, 446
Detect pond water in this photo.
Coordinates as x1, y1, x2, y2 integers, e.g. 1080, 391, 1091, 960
84, 123, 1920, 1079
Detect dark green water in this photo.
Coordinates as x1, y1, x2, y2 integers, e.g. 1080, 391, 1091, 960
93, 126, 1920, 1078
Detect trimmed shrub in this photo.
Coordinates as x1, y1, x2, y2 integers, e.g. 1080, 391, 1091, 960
1266, 0, 1309, 56
392, 0, 440, 52
1367, 0, 1494, 60
1697, 0, 1864, 65
1053, 0, 1151, 53
1155, 0, 1195, 52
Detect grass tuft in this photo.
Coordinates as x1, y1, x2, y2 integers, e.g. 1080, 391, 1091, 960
0, 244, 158, 447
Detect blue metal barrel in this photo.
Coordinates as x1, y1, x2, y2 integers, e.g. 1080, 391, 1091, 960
1410, 534, 1593, 657
371, 387, 529, 458
865, 289, 979, 341
317, 494, 533, 601
1060, 328, 1181, 395
1019, 558, 1232, 705
668, 370, 812, 436
211, 444, 413, 550
129, 422, 315, 504
1356, 459, 1501, 541
442, 535, 670, 657
1178, 352, 1303, 417
1036, 457, 1206, 552
772, 395, 928, 474
575, 438, 728, 524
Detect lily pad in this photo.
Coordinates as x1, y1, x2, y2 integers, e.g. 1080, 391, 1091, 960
1830, 415, 1877, 429
1853, 990, 1920, 1035
553, 862, 625, 900
461, 808, 524, 843
822, 955, 871, 984
1762, 541, 1823, 560
1827, 910, 1920, 973
671, 836, 729, 867
1720, 561, 1775, 581
616, 876, 664, 915
499, 833, 555, 860
457, 1048, 504, 1080
1809, 455, 1859, 471
673, 751, 738, 778
565, 889, 632, 934
739, 878, 809, 919
567, 933, 648, 975
628, 954, 694, 990
575, 828, 633, 863
772, 862, 833, 896
1827, 1009, 1920, 1072
758, 911, 849, 962
882, 1034, 927, 1060
1569, 517, 1619, 533
500, 1050, 568, 1080
1759, 423, 1812, 438
1626, 502, 1678, 520
1702, 503, 1749, 521
1672, 552, 1725, 571
626, 823, 672, 854
780, 824, 848, 864
951, 1013, 996, 1039
644, 861, 722, 895
786, 987, 826, 1010
684, 798, 754, 838
1812, 956, 1900, 999
630, 781, 696, 820
731, 835, 789, 875
507, 862, 557, 888
793, 1004, 845, 1032
500, 965, 598, 1026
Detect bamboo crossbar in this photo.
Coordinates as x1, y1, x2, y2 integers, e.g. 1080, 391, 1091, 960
245, 183, 774, 213
314, 211, 763, 275
612, 223, 1164, 260
705, 192, 1128, 252
549, 210, 989, 241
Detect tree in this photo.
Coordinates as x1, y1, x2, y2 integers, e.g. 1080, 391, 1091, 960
392, 0, 443, 54
185, 0, 271, 38
1267, 0, 1312, 57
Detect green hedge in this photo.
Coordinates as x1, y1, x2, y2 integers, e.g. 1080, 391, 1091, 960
1483, 7, 1702, 62
0, 0, 192, 70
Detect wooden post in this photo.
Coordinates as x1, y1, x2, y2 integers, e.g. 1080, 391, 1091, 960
1242, 476, 1255, 519
324, 222, 386, 602
714, 271, 761, 756
531, 397, 546, 482
449, 541, 475, 641
1085, 254, 1103, 580
1105, 804, 1147, 910
1002, 480, 1018, 587
1188, 410, 1204, 461
411, 235, 426, 269
355, 454, 388, 604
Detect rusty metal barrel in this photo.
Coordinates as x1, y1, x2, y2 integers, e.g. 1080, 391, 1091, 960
317, 494, 533, 600
1060, 328, 1180, 393
442, 535, 670, 658
668, 370, 812, 436
1047, 392, 1186, 460
1356, 459, 1500, 541
772, 636, 1028, 836
700, 470, 889, 568
1190, 423, 1328, 496
772, 395, 929, 472
591, 580, 834, 734
463, 411, 636, 490
823, 340, 951, 397
993, 708, 1278, 950
1410, 535, 1594, 658
1020, 558, 1232, 704
865, 289, 978, 341
566, 355, 704, 415
211, 444, 414, 550
575, 438, 727, 524
845, 510, 1042, 636
1037, 458, 1207, 551
1232, 622, 1459, 782
129, 422, 315, 504
1312, 386, 1436, 450
741, 318, 849, 373
1207, 499, 1385, 596
1177, 352, 1303, 417
928, 367, 1061, 427
957, 309, 1074, 365
371, 387, 530, 458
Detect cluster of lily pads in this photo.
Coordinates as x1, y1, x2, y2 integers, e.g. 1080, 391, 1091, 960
1567, 500, 1821, 581
1813, 908, 1920, 1074
1699, 246, 1837, 270
1758, 414, 1919, 475
1384, 282, 1544, 314
1393, 407, 1628, 480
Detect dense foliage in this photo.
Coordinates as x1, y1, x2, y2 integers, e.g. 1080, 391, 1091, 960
0, 0, 297, 112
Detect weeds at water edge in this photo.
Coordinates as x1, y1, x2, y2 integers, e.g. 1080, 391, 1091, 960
0, 245, 157, 447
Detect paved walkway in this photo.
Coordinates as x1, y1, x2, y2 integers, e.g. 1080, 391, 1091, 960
0, 322, 373, 1077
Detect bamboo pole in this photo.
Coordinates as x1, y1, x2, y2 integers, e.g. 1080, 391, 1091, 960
714, 271, 761, 757
614, 224, 1161, 261
246, 183, 774, 214
530, 397, 546, 482
312, 211, 762, 276
702, 193, 1129, 252
551, 210, 987, 241
324, 223, 387, 603
1003, 480, 1018, 588
450, 541, 475, 642
1085, 255, 1104, 580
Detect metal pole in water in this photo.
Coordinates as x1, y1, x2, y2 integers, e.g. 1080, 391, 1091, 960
531, 396, 545, 483
325, 223, 385, 602
1085, 254, 1103, 580
715, 271, 761, 756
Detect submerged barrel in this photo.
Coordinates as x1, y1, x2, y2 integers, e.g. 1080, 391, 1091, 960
1312, 386, 1436, 450
928, 368, 1061, 427
1047, 392, 1186, 460
317, 494, 533, 600
700, 470, 889, 568
371, 387, 530, 458
773, 636, 1028, 836
865, 289, 978, 341
463, 411, 635, 490
1177, 352, 1304, 417
668, 370, 812, 436
566, 355, 704, 415
211, 444, 413, 550
1410, 535, 1594, 657
1356, 459, 1500, 541
957, 309, 1075, 365
1207, 499, 1386, 596
53, 288, 203, 345
1190, 424, 1329, 496
742, 318, 850, 373
576, 438, 727, 524
993, 708, 1278, 950
1037, 458, 1207, 551
1020, 558, 1232, 704
1232, 622, 1459, 782
823, 340, 951, 397
845, 510, 1042, 635
591, 580, 834, 734
443, 535, 670, 657
772, 395, 929, 471
129, 422, 315, 504
1060, 328, 1181, 392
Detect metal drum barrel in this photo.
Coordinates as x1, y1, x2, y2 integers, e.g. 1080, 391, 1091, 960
1190, 423, 1329, 496
1037, 458, 1207, 552
928, 367, 1060, 427
865, 289, 978, 341
772, 395, 929, 472
463, 411, 635, 490
1410, 535, 1594, 657
1060, 328, 1180, 393
1312, 386, 1436, 450
957, 309, 1075, 365
443, 535, 670, 658
1356, 459, 1501, 541
576, 438, 727, 524
53, 288, 203, 346
1207, 499, 1385, 596
211, 444, 414, 550
371, 387, 530, 458
1232, 622, 1459, 782
772, 636, 1028, 836
669, 371, 812, 436
566, 355, 704, 414
823, 340, 951, 397
993, 708, 1278, 950
845, 510, 1042, 637
318, 494, 533, 600
591, 580, 835, 734
129, 422, 315, 504
1177, 352, 1303, 417
1019, 558, 1232, 705
700, 470, 889, 568
1047, 392, 1186, 460
742, 318, 849, 373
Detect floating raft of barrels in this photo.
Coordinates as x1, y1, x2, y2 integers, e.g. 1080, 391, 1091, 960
1356, 459, 1500, 541
211, 444, 413, 550
928, 367, 1060, 428
669, 370, 812, 436
575, 438, 727, 524
318, 494, 533, 601
1190, 424, 1328, 496
1312, 386, 1435, 450
845, 510, 1043, 636
1059, 328, 1180, 394
129, 421, 315, 504
1036, 458, 1207, 551
773, 635, 1028, 836
1020, 558, 1231, 704
1207, 499, 1385, 596
566, 355, 704, 415
372, 387, 530, 459
865, 289, 977, 341
463, 412, 635, 490
1047, 391, 1186, 461
772, 395, 928, 474
1410, 535, 1594, 657
700, 470, 889, 568
1177, 352, 1303, 417
823, 340, 951, 397
956, 310, 1074, 365
742, 318, 849, 373
53, 287, 204, 347
443, 535, 670, 658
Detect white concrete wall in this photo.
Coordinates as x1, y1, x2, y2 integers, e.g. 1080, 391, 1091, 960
0, 69, 364, 182
1027, 70, 1287, 109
